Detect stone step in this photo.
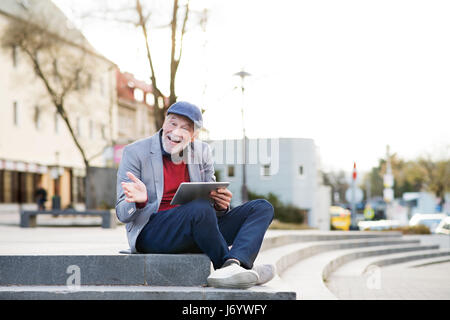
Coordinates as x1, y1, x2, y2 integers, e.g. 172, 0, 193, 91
256, 236, 420, 276
322, 245, 441, 280
403, 255, 450, 268
260, 230, 402, 252
0, 254, 211, 287
0, 284, 296, 300
331, 249, 450, 277
363, 248, 450, 271
281, 243, 439, 300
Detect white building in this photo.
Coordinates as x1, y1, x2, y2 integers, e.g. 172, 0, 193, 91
209, 138, 331, 230
0, 0, 118, 211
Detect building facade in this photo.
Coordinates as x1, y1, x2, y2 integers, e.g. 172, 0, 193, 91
0, 0, 118, 212
209, 137, 331, 230
116, 70, 157, 145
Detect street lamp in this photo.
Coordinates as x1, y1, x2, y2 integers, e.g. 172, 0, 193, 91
233, 70, 251, 203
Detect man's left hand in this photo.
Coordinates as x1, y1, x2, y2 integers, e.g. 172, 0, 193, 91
209, 188, 232, 211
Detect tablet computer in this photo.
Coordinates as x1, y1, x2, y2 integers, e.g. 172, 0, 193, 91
170, 182, 230, 206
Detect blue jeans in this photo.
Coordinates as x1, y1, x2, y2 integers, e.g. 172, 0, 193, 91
136, 199, 274, 269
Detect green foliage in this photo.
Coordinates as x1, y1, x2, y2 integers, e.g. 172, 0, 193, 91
269, 219, 311, 230
248, 190, 307, 224
384, 225, 431, 235
360, 151, 450, 201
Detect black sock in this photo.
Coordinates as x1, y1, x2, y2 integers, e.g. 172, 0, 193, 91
222, 258, 240, 268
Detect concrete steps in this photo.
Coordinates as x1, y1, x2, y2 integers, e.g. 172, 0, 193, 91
325, 249, 450, 300
331, 249, 450, 278
281, 243, 441, 300
1, 230, 445, 300
0, 285, 295, 300
362, 249, 450, 271
256, 236, 417, 275
259, 230, 402, 252
401, 255, 450, 268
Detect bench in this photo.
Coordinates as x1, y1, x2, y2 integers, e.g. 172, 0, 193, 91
20, 209, 116, 229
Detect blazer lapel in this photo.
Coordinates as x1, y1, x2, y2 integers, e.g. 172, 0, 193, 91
149, 131, 164, 206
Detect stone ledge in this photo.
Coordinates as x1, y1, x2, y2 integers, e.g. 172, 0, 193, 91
0, 254, 211, 287
0, 285, 296, 300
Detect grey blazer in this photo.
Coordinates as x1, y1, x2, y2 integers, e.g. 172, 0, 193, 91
115, 129, 225, 253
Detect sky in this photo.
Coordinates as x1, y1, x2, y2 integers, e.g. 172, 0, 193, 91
53, 0, 450, 174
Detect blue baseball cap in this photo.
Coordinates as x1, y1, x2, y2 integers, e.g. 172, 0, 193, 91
166, 101, 203, 129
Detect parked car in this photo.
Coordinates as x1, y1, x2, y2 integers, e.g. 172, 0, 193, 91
409, 213, 447, 234
358, 219, 401, 231
330, 206, 351, 231
435, 216, 450, 235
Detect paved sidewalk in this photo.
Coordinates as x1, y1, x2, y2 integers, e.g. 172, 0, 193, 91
0, 212, 129, 254
0, 212, 287, 255
326, 260, 450, 300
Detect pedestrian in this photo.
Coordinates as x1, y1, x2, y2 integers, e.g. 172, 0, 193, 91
35, 183, 47, 211
116, 101, 275, 289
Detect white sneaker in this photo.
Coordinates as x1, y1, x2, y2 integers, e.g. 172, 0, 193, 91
207, 263, 259, 289
253, 264, 276, 285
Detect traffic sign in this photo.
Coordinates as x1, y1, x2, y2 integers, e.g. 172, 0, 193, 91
364, 206, 375, 220
383, 188, 394, 202
345, 187, 363, 203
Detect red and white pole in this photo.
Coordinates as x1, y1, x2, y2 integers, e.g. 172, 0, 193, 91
350, 162, 357, 229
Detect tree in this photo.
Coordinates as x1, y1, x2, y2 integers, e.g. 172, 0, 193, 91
322, 170, 350, 204
80, 0, 206, 130
1, 7, 113, 208
361, 149, 450, 207
361, 167, 384, 199
415, 157, 450, 206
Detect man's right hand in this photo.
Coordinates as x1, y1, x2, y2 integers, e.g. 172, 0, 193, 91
121, 172, 147, 204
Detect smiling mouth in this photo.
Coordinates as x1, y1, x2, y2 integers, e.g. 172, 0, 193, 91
167, 135, 182, 144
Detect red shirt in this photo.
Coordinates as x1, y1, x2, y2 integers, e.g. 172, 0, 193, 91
135, 132, 190, 211
135, 157, 190, 211
157, 156, 190, 212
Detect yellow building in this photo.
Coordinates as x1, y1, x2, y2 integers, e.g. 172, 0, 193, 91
0, 0, 118, 212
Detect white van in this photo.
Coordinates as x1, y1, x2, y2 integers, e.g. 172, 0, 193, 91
409, 213, 447, 234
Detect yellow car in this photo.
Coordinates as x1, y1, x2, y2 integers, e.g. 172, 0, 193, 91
330, 206, 351, 231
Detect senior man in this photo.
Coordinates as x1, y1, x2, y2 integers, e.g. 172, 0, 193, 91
116, 101, 275, 289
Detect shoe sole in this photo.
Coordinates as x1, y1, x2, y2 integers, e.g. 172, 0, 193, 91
207, 270, 259, 289
255, 265, 276, 285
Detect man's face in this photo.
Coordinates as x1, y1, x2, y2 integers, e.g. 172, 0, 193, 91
161, 114, 196, 155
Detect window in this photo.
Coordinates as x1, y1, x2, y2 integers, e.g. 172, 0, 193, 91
261, 164, 271, 177
101, 124, 106, 140
134, 88, 144, 102
100, 78, 104, 96
87, 74, 92, 90
0, 170, 4, 203
299, 165, 304, 176
12, 46, 18, 67
158, 96, 164, 109
146, 93, 155, 105
54, 112, 59, 134
13, 102, 18, 126
227, 165, 235, 177
34, 106, 41, 130
76, 117, 81, 136
89, 120, 93, 139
